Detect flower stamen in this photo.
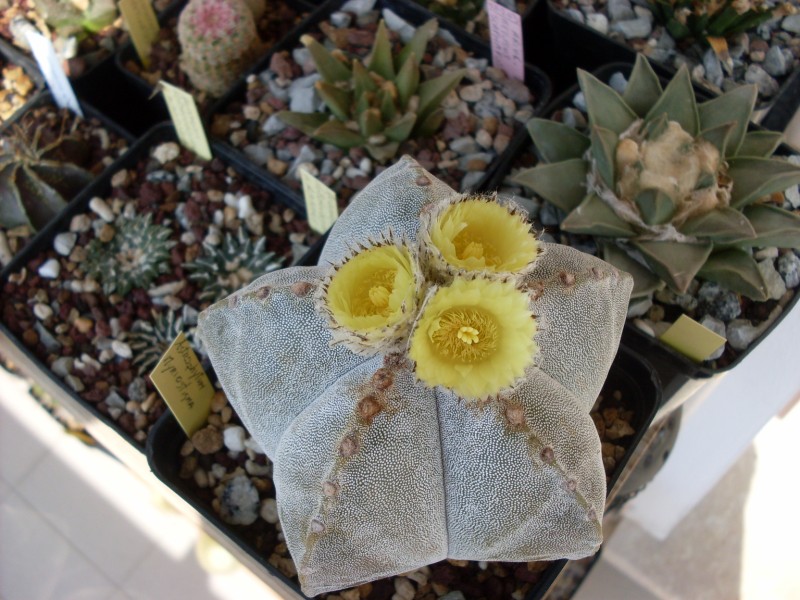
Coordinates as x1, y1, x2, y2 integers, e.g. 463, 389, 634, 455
368, 284, 391, 309
429, 308, 498, 363
457, 326, 480, 345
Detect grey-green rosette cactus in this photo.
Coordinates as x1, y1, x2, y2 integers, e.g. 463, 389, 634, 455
198, 156, 633, 595
515, 54, 800, 300
277, 19, 466, 163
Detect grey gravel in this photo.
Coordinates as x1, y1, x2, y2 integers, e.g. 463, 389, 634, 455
587, 13, 609, 35
697, 281, 741, 322
609, 72, 628, 94
702, 49, 724, 88
727, 319, 762, 351
128, 377, 148, 403
763, 46, 790, 77
777, 252, 800, 288
607, 0, 634, 21
611, 17, 652, 39
699, 315, 727, 360
757, 258, 787, 300
745, 64, 780, 97
782, 14, 800, 34
220, 475, 260, 526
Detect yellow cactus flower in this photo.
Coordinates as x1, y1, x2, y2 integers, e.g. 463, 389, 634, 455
425, 197, 539, 276
323, 241, 420, 354
409, 277, 537, 399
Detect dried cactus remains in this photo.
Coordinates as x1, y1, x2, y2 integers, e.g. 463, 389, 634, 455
198, 155, 633, 595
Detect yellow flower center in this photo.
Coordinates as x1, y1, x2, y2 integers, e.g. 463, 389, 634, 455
368, 284, 391, 310
431, 310, 497, 362
457, 325, 480, 345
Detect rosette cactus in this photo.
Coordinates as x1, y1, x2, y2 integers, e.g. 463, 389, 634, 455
277, 20, 466, 162
197, 156, 633, 595
177, 0, 263, 97
649, 0, 774, 45
515, 55, 800, 300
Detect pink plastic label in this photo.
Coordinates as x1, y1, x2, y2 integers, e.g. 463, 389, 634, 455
486, 0, 525, 81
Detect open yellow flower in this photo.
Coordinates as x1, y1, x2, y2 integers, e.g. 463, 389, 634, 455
421, 196, 540, 280
321, 240, 420, 354
409, 277, 537, 399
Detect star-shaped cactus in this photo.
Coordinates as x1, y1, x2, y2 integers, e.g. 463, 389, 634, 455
198, 156, 633, 596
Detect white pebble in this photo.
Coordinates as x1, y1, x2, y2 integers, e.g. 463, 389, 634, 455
153, 142, 180, 164
148, 280, 185, 297
111, 340, 133, 359
244, 437, 264, 454
260, 498, 279, 523
223, 426, 247, 452
38, 259, 60, 279
33, 303, 54, 320
70, 214, 92, 233
89, 197, 114, 222
238, 195, 255, 219
53, 232, 77, 256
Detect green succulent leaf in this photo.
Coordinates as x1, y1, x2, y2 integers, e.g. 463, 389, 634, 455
352, 60, 377, 98
15, 165, 70, 231
367, 21, 395, 81
623, 54, 663, 117
644, 65, 699, 136
395, 55, 419, 109
680, 207, 756, 243
697, 248, 768, 301
417, 69, 466, 125
315, 81, 352, 122
277, 111, 329, 136
511, 159, 589, 213
601, 242, 664, 298
527, 118, 590, 163
634, 239, 713, 293
378, 87, 398, 121
396, 19, 438, 69
742, 204, 800, 249
301, 35, 351, 84
578, 69, 637, 134
385, 112, 417, 143
635, 188, 676, 225
698, 121, 735, 157
590, 125, 618, 189
365, 141, 401, 163
561, 194, 638, 237
358, 108, 383, 137
697, 85, 756, 157
310, 121, 364, 148
412, 107, 444, 138
0, 165, 31, 229
737, 131, 783, 158
728, 157, 800, 209
642, 113, 668, 141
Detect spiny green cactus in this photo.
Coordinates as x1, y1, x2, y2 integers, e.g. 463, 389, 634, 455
128, 309, 201, 374
84, 213, 175, 296
649, 0, 774, 44
0, 123, 93, 231
177, 0, 263, 97
33, 0, 118, 42
514, 54, 800, 301
198, 155, 633, 596
184, 227, 284, 302
277, 20, 466, 163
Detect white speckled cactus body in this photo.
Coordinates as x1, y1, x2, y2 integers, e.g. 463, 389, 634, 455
198, 156, 633, 596
177, 0, 262, 97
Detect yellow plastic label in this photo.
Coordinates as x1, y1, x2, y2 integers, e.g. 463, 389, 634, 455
119, 0, 160, 69
300, 168, 339, 234
159, 81, 212, 161
659, 314, 727, 363
150, 332, 213, 437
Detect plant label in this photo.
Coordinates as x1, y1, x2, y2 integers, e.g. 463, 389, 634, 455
119, 0, 160, 69
159, 81, 212, 161
300, 168, 339, 234
24, 30, 82, 116
150, 332, 213, 437
487, 0, 525, 82
659, 314, 726, 363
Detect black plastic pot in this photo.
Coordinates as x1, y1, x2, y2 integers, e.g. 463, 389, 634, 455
114, 0, 316, 127
209, 0, 552, 209
546, 0, 800, 131
0, 123, 317, 450
145, 345, 660, 600
484, 61, 800, 412
0, 37, 45, 123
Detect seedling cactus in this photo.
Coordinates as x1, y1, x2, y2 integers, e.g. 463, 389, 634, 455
177, 0, 263, 97
649, 0, 774, 45
198, 156, 633, 595
515, 55, 800, 300
418, 0, 484, 28
277, 20, 466, 163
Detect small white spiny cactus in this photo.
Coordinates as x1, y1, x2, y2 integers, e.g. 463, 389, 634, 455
198, 156, 633, 595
